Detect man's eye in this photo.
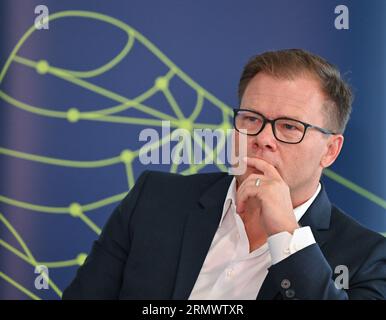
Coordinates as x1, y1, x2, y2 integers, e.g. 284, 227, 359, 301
280, 122, 300, 131
284, 123, 296, 130
245, 116, 258, 122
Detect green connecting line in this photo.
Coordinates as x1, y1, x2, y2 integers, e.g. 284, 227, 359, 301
0, 10, 385, 299
0, 66, 159, 118
124, 162, 136, 189
0, 239, 86, 268
0, 191, 128, 215
0, 89, 67, 118
83, 85, 159, 115
78, 212, 101, 235
81, 191, 127, 211
188, 91, 205, 122
193, 122, 227, 130
0, 271, 41, 300
11, 55, 177, 122
187, 130, 228, 174
0, 190, 128, 236
0, 10, 233, 119
80, 113, 180, 126
0, 88, 174, 125
0, 146, 122, 168
0, 10, 137, 83
0, 196, 68, 214
0, 239, 33, 264
50, 29, 135, 79
0, 213, 63, 298
323, 169, 386, 210
49, 66, 177, 121
162, 86, 185, 120
0, 213, 34, 261
0, 129, 178, 169
170, 139, 188, 174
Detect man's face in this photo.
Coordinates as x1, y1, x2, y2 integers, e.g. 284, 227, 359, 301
234, 72, 342, 204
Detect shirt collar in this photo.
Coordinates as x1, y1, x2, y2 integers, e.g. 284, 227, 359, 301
219, 177, 321, 227
293, 183, 321, 222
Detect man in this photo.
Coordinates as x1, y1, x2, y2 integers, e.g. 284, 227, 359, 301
63, 49, 386, 300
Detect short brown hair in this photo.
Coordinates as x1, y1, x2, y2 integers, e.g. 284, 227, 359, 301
238, 49, 353, 133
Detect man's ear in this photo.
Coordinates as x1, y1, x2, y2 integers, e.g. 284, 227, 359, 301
321, 134, 344, 168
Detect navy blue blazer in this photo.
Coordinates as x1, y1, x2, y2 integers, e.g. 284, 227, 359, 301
63, 170, 386, 299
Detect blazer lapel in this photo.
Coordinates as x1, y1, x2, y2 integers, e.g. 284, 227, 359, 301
257, 183, 332, 300
298, 183, 332, 248
171, 174, 233, 299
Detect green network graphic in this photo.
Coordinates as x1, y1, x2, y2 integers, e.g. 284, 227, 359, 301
0, 11, 385, 300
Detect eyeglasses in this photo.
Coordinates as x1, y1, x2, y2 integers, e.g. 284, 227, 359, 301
233, 108, 337, 144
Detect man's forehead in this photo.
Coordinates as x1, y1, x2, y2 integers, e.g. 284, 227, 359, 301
241, 78, 325, 120
240, 92, 322, 119
241, 92, 313, 108
241, 75, 325, 117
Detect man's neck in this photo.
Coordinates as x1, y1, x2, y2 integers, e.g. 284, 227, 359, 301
290, 181, 320, 209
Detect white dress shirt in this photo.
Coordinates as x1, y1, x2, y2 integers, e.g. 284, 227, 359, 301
189, 177, 320, 300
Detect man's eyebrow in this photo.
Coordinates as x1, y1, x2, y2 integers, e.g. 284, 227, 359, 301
242, 108, 306, 121
275, 114, 304, 121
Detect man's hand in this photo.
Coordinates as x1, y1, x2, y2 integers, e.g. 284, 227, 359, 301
236, 157, 299, 237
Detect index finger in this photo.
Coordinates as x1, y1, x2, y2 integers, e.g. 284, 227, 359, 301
243, 156, 282, 180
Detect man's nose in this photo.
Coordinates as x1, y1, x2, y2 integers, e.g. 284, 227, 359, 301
254, 122, 277, 150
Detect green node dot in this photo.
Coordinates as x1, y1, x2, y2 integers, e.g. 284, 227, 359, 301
36, 60, 49, 74
76, 253, 87, 265
120, 150, 134, 164
220, 121, 232, 131
67, 108, 80, 123
69, 203, 82, 217
155, 77, 169, 90
179, 119, 193, 131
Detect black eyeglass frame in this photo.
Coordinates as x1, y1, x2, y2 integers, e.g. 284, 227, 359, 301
233, 108, 337, 144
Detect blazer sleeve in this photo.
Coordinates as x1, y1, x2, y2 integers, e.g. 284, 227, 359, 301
260, 238, 386, 300
62, 170, 150, 299
346, 237, 386, 299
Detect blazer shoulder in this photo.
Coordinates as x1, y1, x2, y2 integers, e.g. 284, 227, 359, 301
141, 169, 229, 182
329, 204, 386, 247
136, 169, 229, 190
120, 170, 230, 206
